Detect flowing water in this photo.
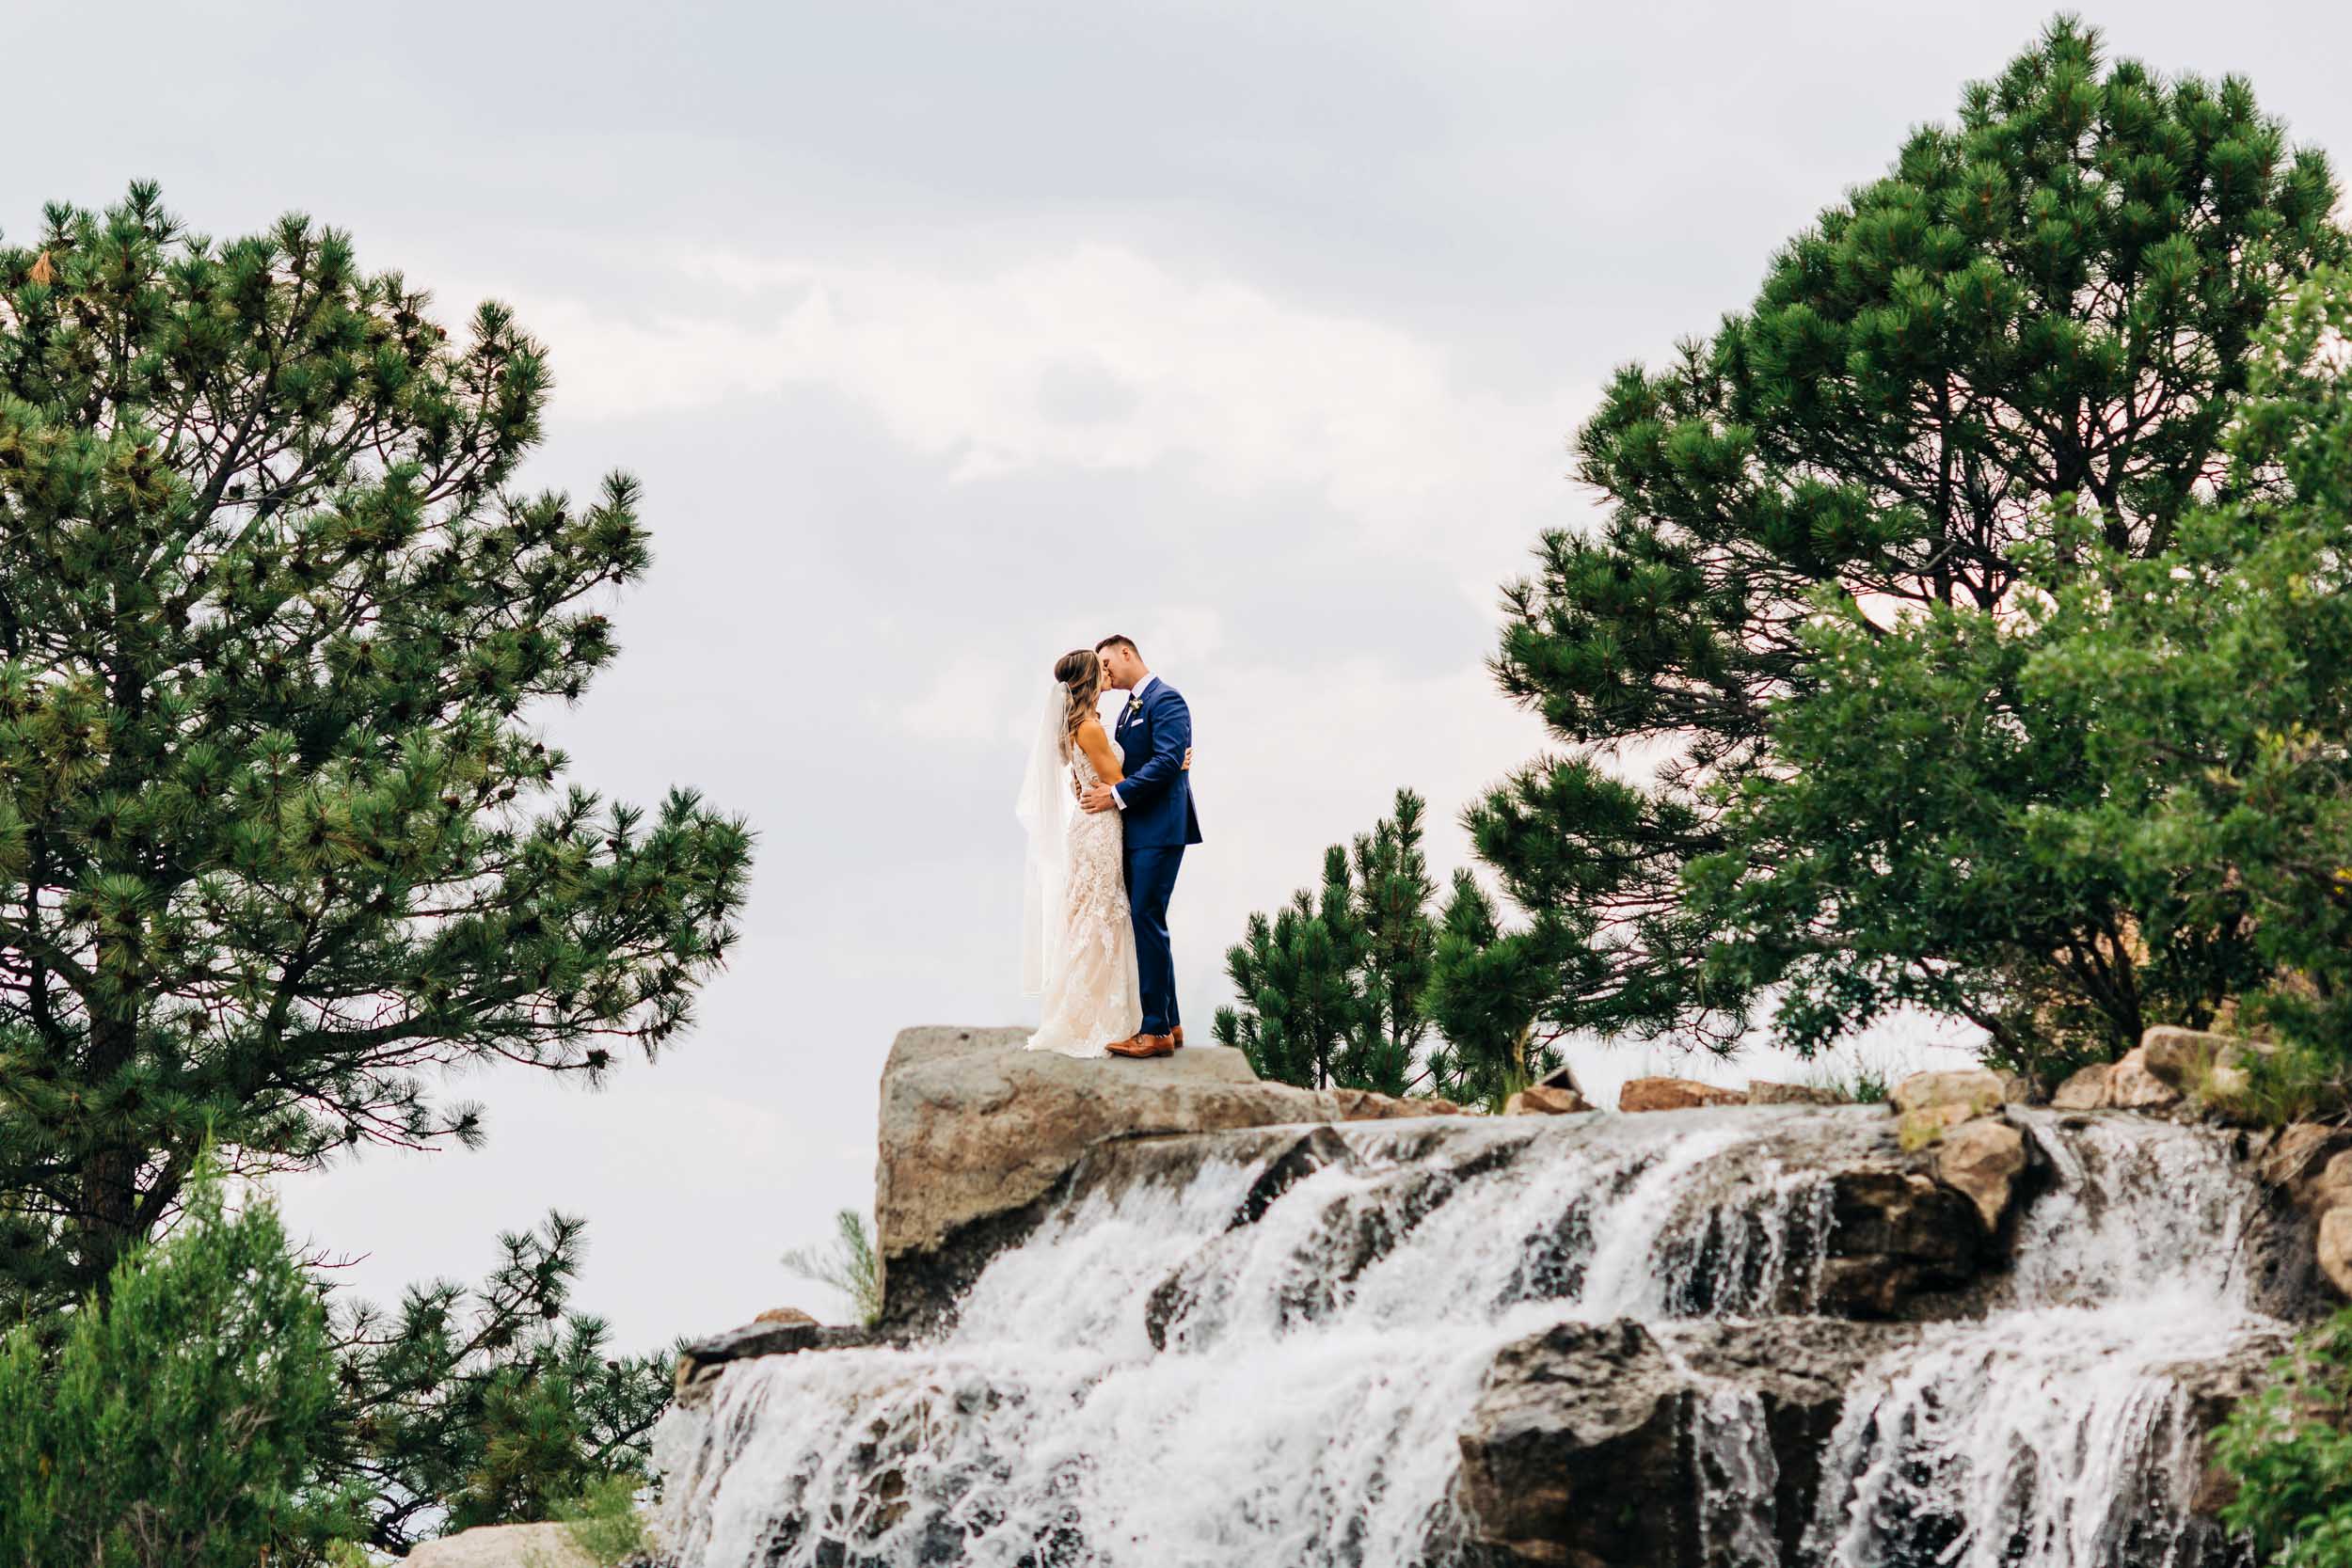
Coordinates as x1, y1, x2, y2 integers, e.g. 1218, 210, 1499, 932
652, 1107, 2295, 1568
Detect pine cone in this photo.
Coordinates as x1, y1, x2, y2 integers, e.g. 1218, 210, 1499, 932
26, 251, 53, 285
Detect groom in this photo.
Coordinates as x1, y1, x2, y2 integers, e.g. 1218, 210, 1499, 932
1079, 635, 1201, 1059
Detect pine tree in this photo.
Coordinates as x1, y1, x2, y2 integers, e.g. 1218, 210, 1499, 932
1421, 871, 1563, 1106
0, 186, 754, 1315
1342, 790, 1438, 1093
1215, 845, 1371, 1089
1450, 20, 2345, 1053
323, 1212, 677, 1554
0, 1157, 360, 1568
1215, 789, 1485, 1096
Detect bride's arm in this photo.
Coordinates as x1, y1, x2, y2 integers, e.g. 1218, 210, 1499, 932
1074, 720, 1125, 786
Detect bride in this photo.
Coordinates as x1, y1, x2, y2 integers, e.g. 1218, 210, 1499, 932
1016, 648, 1142, 1057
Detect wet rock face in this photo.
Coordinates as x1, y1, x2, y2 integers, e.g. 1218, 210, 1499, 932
660, 1073, 2310, 1568
873, 1026, 1451, 1331
1936, 1119, 2027, 1233
671, 1316, 883, 1406
1455, 1318, 1915, 1568
1816, 1165, 1995, 1318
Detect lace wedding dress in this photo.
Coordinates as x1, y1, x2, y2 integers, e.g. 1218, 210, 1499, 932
1025, 743, 1142, 1057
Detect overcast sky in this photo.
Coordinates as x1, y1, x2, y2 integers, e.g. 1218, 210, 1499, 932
19, 0, 2352, 1346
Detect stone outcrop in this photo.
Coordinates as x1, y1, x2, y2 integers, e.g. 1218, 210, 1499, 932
659, 1028, 2307, 1567
2053, 1062, 2112, 1110
405, 1524, 598, 1567
2322, 1210, 2352, 1298
2256, 1122, 2352, 1205
1505, 1084, 1593, 1116
2249, 1125, 2352, 1301
1897, 1101, 1979, 1149
1748, 1080, 1843, 1106
1454, 1317, 1915, 1567
1817, 1163, 1999, 1317
672, 1314, 880, 1406
1890, 1069, 2007, 1117
2106, 1047, 2183, 1111
1534, 1062, 1585, 1096
874, 1026, 1453, 1329
2145, 1029, 2249, 1090
1618, 1077, 1746, 1113
1935, 1118, 2027, 1232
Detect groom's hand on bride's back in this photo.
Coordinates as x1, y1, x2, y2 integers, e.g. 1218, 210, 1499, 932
1184, 746, 1193, 770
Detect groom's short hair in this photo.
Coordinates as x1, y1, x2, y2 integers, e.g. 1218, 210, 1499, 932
1095, 634, 1140, 657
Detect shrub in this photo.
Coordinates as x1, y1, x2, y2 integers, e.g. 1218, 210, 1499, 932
2216, 1310, 2352, 1565
783, 1208, 882, 1327
0, 1160, 362, 1567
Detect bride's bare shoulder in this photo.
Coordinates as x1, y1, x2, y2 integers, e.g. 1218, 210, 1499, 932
1073, 716, 1123, 781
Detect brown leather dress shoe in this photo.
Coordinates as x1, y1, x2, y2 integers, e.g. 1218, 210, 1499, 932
1105, 1032, 1176, 1059
1170, 1025, 1185, 1049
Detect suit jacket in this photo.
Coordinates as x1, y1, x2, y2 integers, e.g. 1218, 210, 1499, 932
1113, 678, 1204, 848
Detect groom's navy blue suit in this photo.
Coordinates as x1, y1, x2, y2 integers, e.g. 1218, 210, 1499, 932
1113, 676, 1202, 1037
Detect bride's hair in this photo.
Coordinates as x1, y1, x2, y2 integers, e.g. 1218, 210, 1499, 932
1054, 649, 1103, 752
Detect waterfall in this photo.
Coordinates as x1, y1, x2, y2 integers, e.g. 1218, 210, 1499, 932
652, 1106, 2294, 1568
1802, 1113, 2279, 1568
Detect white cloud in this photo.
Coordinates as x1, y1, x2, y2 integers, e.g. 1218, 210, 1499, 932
512, 245, 1591, 569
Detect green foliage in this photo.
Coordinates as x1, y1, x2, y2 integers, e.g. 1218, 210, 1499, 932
552, 1473, 653, 1567
2230, 1041, 2352, 1130
0, 184, 755, 1316
0, 1158, 361, 1568
1800, 1055, 1891, 1105
1452, 19, 2345, 1058
1216, 790, 1508, 1095
325, 1211, 678, 1555
1420, 869, 1563, 1106
2216, 1310, 2352, 1565
1216, 843, 1371, 1089
1695, 266, 2352, 1083
1351, 791, 1441, 1090
782, 1208, 882, 1327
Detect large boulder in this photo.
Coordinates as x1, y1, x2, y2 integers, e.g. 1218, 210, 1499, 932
1935, 1118, 2026, 1232
1505, 1084, 1593, 1116
2145, 1029, 2249, 1090
2322, 1210, 2352, 1299
2106, 1047, 2183, 1111
1890, 1069, 2007, 1117
1817, 1164, 1997, 1317
2052, 1062, 2112, 1110
875, 1027, 1450, 1328
1454, 1317, 1914, 1567
1618, 1077, 1746, 1113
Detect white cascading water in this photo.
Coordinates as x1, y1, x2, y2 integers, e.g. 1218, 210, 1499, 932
652, 1106, 2287, 1568
1801, 1112, 2279, 1568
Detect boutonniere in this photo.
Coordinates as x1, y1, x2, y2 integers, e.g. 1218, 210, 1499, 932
1124, 695, 1144, 721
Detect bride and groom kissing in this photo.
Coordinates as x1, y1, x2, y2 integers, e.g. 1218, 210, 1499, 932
1017, 635, 1202, 1060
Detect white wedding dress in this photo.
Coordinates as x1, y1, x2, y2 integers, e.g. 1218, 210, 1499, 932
1025, 741, 1142, 1057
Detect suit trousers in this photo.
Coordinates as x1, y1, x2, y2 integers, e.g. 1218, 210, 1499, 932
1124, 844, 1185, 1036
